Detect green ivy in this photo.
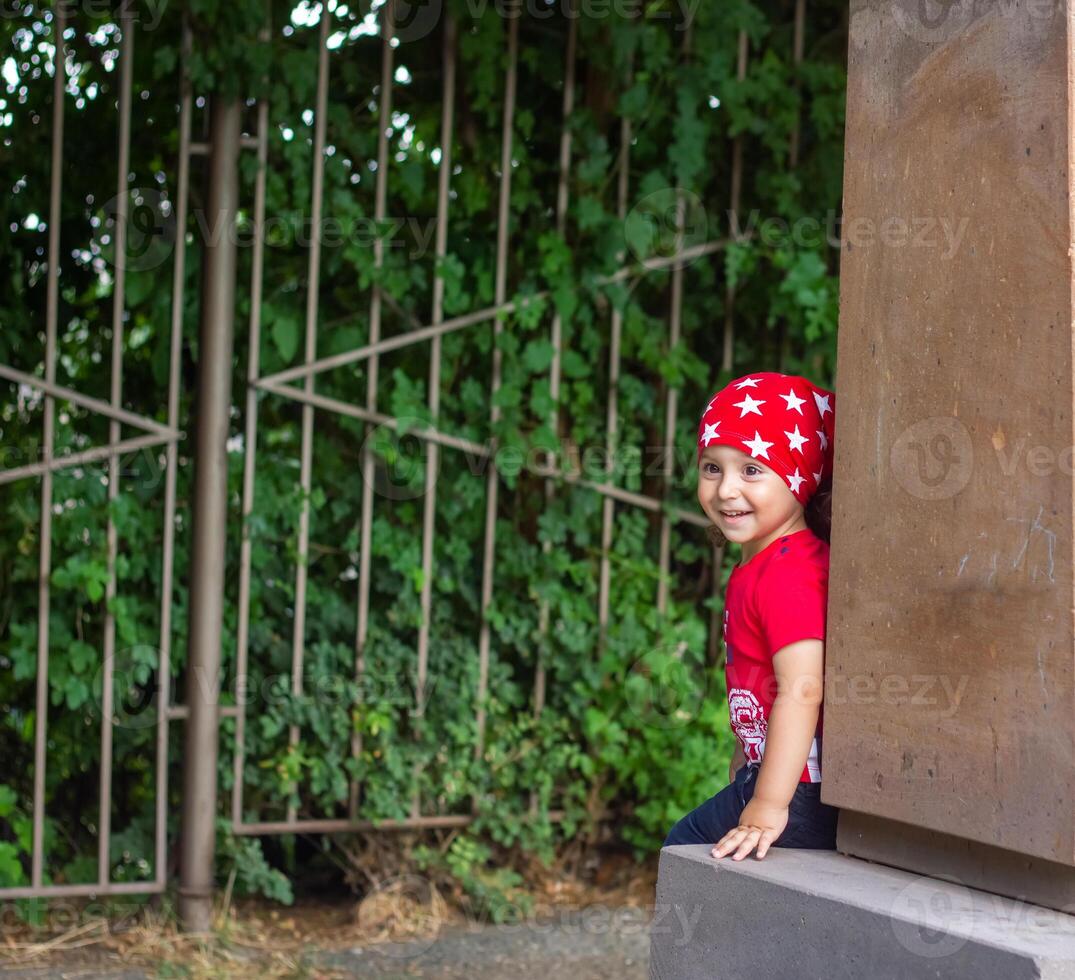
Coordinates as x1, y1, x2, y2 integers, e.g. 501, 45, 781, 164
0, 0, 845, 912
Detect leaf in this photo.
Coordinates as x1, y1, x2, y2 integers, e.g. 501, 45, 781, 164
522, 340, 553, 375
271, 310, 300, 363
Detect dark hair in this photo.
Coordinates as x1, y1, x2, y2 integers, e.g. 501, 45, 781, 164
703, 474, 833, 548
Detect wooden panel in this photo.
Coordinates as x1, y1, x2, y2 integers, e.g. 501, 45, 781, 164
825, 0, 1075, 864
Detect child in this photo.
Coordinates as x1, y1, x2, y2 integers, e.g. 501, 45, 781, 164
662, 372, 840, 860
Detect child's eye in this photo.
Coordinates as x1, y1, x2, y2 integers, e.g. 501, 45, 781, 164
744, 465, 760, 476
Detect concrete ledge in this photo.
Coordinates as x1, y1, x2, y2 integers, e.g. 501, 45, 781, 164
651, 845, 1075, 980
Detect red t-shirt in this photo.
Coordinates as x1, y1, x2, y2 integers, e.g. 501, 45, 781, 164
722, 526, 829, 783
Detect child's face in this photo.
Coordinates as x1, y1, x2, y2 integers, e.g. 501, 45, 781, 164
697, 443, 802, 543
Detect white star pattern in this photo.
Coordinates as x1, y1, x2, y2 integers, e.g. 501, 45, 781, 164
734, 377, 761, 389
785, 425, 809, 453
701, 421, 720, 446
733, 394, 765, 418
742, 430, 774, 460
779, 389, 807, 415
812, 468, 823, 485
787, 468, 806, 494
816, 428, 829, 451
813, 391, 832, 418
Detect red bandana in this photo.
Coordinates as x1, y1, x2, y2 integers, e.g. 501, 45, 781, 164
696, 372, 835, 506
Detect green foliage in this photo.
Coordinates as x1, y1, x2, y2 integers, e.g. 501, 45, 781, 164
0, 0, 846, 913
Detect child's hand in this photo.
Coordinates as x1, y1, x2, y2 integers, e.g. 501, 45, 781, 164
710, 798, 789, 861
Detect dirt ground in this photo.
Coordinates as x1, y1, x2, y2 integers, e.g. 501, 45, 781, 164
0, 848, 660, 979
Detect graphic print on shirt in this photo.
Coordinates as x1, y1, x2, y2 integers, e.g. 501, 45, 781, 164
727, 687, 767, 763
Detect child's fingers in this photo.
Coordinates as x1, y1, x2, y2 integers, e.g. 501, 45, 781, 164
711, 829, 746, 858
730, 828, 762, 861
754, 832, 777, 859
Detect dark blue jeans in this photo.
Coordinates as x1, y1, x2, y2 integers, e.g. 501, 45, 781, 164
663, 763, 839, 849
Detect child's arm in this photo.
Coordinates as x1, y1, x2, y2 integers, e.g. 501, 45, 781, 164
712, 637, 824, 860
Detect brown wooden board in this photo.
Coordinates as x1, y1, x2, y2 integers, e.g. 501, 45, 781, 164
824, 0, 1075, 865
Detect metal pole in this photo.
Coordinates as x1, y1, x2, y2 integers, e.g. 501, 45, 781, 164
178, 95, 242, 934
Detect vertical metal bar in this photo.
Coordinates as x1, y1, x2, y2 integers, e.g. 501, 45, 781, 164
31, 3, 66, 890
597, 56, 633, 654
789, 0, 806, 169
474, 13, 518, 766
352, 0, 395, 816
407, 11, 455, 821
657, 25, 692, 617
779, 0, 807, 373
721, 30, 749, 374
100, 6, 135, 885
155, 20, 193, 887
233, 43, 271, 830
288, 0, 332, 825
535, 8, 576, 717
178, 94, 242, 934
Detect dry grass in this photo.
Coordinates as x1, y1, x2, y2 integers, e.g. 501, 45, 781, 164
0, 847, 657, 978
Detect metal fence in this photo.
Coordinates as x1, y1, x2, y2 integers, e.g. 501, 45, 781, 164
0, 0, 808, 916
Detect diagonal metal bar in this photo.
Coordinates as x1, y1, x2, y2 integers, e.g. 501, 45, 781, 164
0, 364, 176, 438
0, 431, 177, 487
254, 238, 738, 389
